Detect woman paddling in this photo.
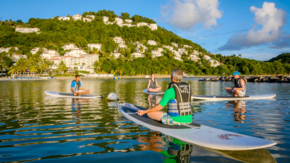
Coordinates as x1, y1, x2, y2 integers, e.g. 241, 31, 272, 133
147, 74, 162, 92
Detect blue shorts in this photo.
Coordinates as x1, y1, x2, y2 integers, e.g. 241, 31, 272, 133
161, 113, 191, 126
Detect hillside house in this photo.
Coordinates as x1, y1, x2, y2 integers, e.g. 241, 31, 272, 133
88, 44, 102, 51
15, 27, 40, 33
73, 14, 82, 20
147, 40, 157, 46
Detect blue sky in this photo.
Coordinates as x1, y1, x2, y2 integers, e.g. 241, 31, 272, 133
0, 0, 289, 61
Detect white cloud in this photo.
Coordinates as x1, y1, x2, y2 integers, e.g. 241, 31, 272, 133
269, 35, 290, 49
161, 0, 222, 30
219, 2, 286, 51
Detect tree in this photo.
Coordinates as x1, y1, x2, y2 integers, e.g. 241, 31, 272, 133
57, 61, 68, 74
15, 58, 27, 75
8, 65, 20, 77
121, 12, 130, 19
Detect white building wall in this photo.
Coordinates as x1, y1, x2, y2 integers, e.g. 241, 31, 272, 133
15, 27, 40, 33
131, 52, 144, 58
87, 15, 95, 19
125, 19, 132, 23
73, 14, 82, 20
149, 24, 158, 30
83, 18, 92, 22
147, 40, 157, 46
58, 17, 70, 21
137, 22, 148, 27
88, 43, 102, 51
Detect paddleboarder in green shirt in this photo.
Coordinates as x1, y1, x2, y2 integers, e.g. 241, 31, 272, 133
137, 69, 192, 125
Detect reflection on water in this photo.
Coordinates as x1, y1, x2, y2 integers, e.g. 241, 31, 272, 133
0, 78, 289, 162
138, 132, 193, 163
148, 94, 162, 109
225, 100, 246, 123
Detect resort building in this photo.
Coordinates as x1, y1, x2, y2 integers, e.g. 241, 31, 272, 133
125, 19, 132, 23
147, 40, 157, 46
136, 42, 147, 53
103, 16, 109, 23
83, 18, 92, 22
15, 27, 40, 33
178, 48, 187, 54
188, 54, 200, 62
0, 47, 11, 53
58, 17, 70, 21
115, 17, 123, 25
64, 49, 86, 57
73, 14, 82, 20
208, 60, 220, 67
151, 48, 164, 58
113, 37, 125, 44
137, 22, 148, 27
88, 43, 102, 51
86, 15, 95, 19
184, 45, 192, 48
41, 49, 59, 59
62, 43, 78, 50
163, 45, 174, 51
149, 24, 158, 30
172, 43, 178, 47
11, 54, 27, 62
112, 53, 122, 59
118, 44, 127, 48
30, 47, 40, 54
203, 55, 211, 60
131, 52, 144, 58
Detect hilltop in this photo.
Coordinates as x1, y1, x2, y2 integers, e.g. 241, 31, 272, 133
0, 10, 289, 76
268, 53, 290, 63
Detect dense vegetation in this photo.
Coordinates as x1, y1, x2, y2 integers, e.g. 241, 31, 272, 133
0, 10, 289, 76
268, 53, 290, 63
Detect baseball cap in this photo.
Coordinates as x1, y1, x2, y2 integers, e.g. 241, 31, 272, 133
232, 71, 240, 76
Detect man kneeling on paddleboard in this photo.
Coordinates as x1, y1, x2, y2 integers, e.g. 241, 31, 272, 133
71, 75, 90, 96
224, 71, 246, 97
137, 69, 192, 125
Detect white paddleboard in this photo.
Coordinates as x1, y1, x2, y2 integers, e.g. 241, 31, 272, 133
191, 94, 276, 101
143, 89, 164, 95
44, 91, 102, 99
118, 103, 276, 150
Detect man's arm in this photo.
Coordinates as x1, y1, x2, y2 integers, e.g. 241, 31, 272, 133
237, 79, 245, 91
71, 87, 74, 92
137, 104, 163, 116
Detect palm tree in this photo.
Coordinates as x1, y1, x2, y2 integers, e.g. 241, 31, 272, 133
29, 61, 39, 76
15, 58, 28, 75
8, 65, 20, 77
0, 53, 8, 72
58, 61, 68, 74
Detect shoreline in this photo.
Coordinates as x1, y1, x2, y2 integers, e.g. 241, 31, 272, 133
1, 74, 289, 80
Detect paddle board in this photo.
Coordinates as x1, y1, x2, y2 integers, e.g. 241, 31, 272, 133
44, 91, 102, 99
143, 89, 164, 95
191, 94, 276, 101
118, 103, 276, 150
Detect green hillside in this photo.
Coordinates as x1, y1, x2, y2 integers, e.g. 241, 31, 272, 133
268, 53, 290, 63
0, 10, 289, 76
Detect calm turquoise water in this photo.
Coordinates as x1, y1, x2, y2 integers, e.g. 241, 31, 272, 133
0, 78, 289, 163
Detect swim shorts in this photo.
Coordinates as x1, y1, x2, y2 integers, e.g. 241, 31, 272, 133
161, 112, 191, 126
232, 89, 246, 97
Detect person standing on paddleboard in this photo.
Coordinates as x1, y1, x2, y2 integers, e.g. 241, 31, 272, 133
71, 75, 90, 96
224, 71, 246, 97
137, 69, 192, 125
147, 73, 162, 92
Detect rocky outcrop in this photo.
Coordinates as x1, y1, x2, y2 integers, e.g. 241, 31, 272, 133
198, 75, 290, 83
